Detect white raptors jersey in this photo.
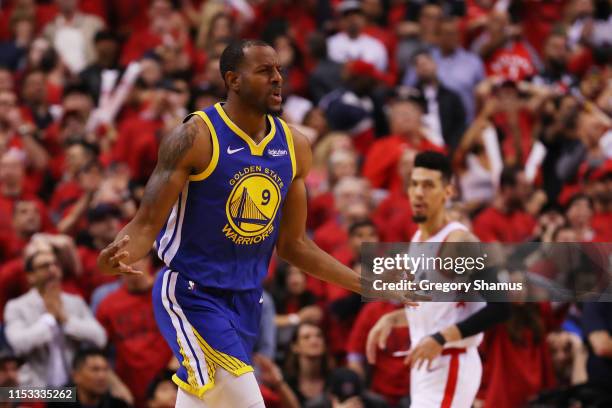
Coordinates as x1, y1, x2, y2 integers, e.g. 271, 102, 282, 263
406, 221, 486, 349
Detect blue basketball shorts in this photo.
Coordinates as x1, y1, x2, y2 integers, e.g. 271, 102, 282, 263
152, 268, 263, 398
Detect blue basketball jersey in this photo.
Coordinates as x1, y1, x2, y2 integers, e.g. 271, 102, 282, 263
154, 102, 296, 290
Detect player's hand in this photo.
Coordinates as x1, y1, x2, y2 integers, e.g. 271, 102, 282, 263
97, 236, 142, 275
404, 336, 443, 370
366, 313, 395, 364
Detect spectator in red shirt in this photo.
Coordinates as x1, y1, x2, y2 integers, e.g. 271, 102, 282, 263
347, 301, 410, 406
477, 297, 559, 408
121, 0, 199, 73
113, 77, 192, 183
54, 160, 105, 236
363, 98, 444, 192
96, 255, 173, 408
371, 149, 418, 242
0, 199, 41, 262
272, 34, 308, 98
471, 11, 538, 81
473, 166, 537, 242
48, 140, 98, 219
0, 88, 49, 184
0, 149, 30, 230
565, 193, 597, 242
313, 176, 371, 254
308, 148, 358, 231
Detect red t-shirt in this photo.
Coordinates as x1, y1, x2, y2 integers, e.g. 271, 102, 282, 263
96, 286, 173, 408
485, 41, 537, 81
49, 181, 83, 221
363, 135, 445, 193
372, 191, 417, 242
0, 193, 54, 237
347, 302, 410, 405
313, 218, 349, 255
307, 191, 335, 232
0, 258, 29, 322
520, 0, 566, 55
112, 116, 160, 182
473, 207, 536, 242
592, 212, 612, 242
478, 303, 558, 408
0, 231, 27, 263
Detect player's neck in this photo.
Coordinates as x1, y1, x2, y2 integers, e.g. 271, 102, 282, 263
223, 98, 268, 144
418, 210, 448, 241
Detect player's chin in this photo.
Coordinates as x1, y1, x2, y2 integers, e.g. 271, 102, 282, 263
266, 103, 283, 117
412, 213, 427, 223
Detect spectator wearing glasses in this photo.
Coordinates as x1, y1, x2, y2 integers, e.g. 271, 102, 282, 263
3, 246, 106, 387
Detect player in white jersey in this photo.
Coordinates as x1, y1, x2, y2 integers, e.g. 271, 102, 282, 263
366, 151, 510, 408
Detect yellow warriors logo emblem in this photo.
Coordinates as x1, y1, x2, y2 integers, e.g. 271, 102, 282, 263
223, 169, 282, 245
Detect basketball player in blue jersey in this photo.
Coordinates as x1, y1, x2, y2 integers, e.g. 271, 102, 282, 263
97, 40, 408, 407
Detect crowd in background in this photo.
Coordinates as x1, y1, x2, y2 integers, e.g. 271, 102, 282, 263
0, 0, 611, 407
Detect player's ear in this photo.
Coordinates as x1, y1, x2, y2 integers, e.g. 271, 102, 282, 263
225, 71, 240, 93
444, 180, 455, 200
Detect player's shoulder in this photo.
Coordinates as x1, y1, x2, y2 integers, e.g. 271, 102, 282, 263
155, 112, 214, 174
284, 123, 310, 151
446, 228, 480, 243
284, 123, 312, 178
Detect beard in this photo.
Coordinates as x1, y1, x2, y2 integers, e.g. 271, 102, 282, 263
412, 214, 427, 223
266, 106, 283, 117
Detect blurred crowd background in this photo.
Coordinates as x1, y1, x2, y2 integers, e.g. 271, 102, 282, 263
0, 0, 611, 407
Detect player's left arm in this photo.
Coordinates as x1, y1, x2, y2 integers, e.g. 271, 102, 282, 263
276, 126, 362, 294
407, 229, 512, 369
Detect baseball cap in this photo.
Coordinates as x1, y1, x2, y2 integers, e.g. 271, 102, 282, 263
327, 368, 362, 402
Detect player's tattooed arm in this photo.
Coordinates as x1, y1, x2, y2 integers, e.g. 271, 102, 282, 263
141, 118, 200, 205
98, 116, 211, 274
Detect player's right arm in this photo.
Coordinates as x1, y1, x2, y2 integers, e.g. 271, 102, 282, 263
365, 309, 408, 364
97, 116, 211, 275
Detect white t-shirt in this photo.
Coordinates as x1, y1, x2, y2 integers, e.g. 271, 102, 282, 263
327, 32, 388, 72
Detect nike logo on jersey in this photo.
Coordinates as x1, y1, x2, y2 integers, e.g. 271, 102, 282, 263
227, 146, 245, 155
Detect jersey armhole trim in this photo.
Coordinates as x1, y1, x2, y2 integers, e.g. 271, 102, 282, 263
279, 118, 297, 181
187, 111, 219, 181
